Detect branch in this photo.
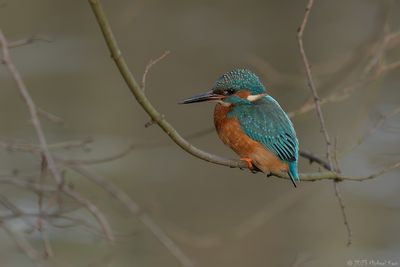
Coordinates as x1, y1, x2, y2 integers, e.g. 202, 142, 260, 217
0, 30, 63, 185
289, 25, 400, 119
1, 222, 42, 265
59, 159, 195, 267
0, 34, 51, 49
297, 0, 334, 170
87, 0, 400, 185
299, 150, 331, 171
142, 50, 170, 91
297, 0, 353, 246
88, 0, 248, 170
333, 182, 352, 246
86, 0, 332, 178
0, 175, 115, 243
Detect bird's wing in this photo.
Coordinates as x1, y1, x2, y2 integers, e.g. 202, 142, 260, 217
231, 96, 298, 162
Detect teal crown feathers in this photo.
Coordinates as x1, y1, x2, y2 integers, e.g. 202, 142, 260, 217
213, 69, 266, 95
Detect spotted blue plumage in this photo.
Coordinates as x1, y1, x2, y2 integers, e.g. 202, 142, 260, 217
228, 96, 299, 181
214, 69, 299, 182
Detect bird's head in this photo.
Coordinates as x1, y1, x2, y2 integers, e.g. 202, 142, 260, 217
179, 69, 267, 106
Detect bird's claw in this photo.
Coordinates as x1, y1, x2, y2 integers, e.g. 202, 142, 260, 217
240, 157, 254, 171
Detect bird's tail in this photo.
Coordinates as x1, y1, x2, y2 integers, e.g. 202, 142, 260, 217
288, 161, 300, 188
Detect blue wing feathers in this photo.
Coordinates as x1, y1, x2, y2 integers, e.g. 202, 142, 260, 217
229, 95, 299, 180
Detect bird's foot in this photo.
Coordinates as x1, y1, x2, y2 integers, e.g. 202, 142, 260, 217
240, 157, 254, 171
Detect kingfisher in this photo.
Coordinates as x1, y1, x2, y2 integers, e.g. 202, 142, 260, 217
179, 69, 299, 187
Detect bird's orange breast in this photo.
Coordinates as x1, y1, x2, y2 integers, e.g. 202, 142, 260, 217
213, 103, 289, 175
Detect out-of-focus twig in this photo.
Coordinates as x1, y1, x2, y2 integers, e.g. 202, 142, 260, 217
61, 186, 114, 242
333, 182, 352, 246
0, 30, 63, 185
61, 162, 195, 267
1, 221, 42, 265
0, 34, 51, 49
289, 27, 400, 119
0, 174, 115, 243
346, 106, 400, 154
37, 107, 64, 124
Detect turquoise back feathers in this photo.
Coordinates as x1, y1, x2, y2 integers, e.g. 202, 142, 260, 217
228, 95, 299, 181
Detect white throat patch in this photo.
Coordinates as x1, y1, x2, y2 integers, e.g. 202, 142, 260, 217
246, 93, 267, 102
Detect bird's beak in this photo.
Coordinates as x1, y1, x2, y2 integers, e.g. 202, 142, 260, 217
178, 90, 224, 104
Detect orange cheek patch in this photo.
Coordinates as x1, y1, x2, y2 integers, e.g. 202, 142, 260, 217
235, 90, 251, 99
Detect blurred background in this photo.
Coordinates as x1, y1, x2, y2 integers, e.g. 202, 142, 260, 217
0, 0, 399, 266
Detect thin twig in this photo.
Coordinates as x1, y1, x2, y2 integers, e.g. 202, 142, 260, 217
62, 162, 195, 267
142, 50, 170, 91
348, 106, 400, 153
1, 222, 42, 265
37, 107, 64, 124
0, 175, 115, 243
61, 186, 115, 242
297, 0, 334, 170
0, 30, 63, 185
297, 0, 353, 247
59, 144, 135, 165
300, 150, 332, 171
4, 35, 52, 49
289, 27, 400, 119
333, 182, 352, 246
37, 155, 54, 259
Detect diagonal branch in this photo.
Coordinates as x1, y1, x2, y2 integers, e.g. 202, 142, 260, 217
63, 163, 195, 267
0, 30, 63, 185
297, 0, 334, 171
87, 0, 400, 184
88, 0, 248, 171
297, 0, 352, 246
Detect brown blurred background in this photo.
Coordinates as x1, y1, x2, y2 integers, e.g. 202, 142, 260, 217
0, 0, 399, 266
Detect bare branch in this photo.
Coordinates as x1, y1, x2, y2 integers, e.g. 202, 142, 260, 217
0, 30, 63, 185
61, 162, 195, 267
297, 0, 351, 246
142, 50, 170, 91
297, 0, 334, 171
59, 144, 135, 165
299, 150, 331, 171
333, 182, 352, 246
87, 0, 249, 172
61, 186, 114, 242
0, 175, 115, 243
1, 222, 42, 265
289, 28, 400, 119
87, 0, 400, 186
37, 107, 64, 124
1, 34, 51, 49
37, 155, 54, 259
346, 106, 400, 154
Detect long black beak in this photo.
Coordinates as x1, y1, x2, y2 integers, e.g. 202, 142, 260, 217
179, 90, 223, 104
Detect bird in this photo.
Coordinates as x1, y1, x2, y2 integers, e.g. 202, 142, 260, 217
179, 69, 299, 187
